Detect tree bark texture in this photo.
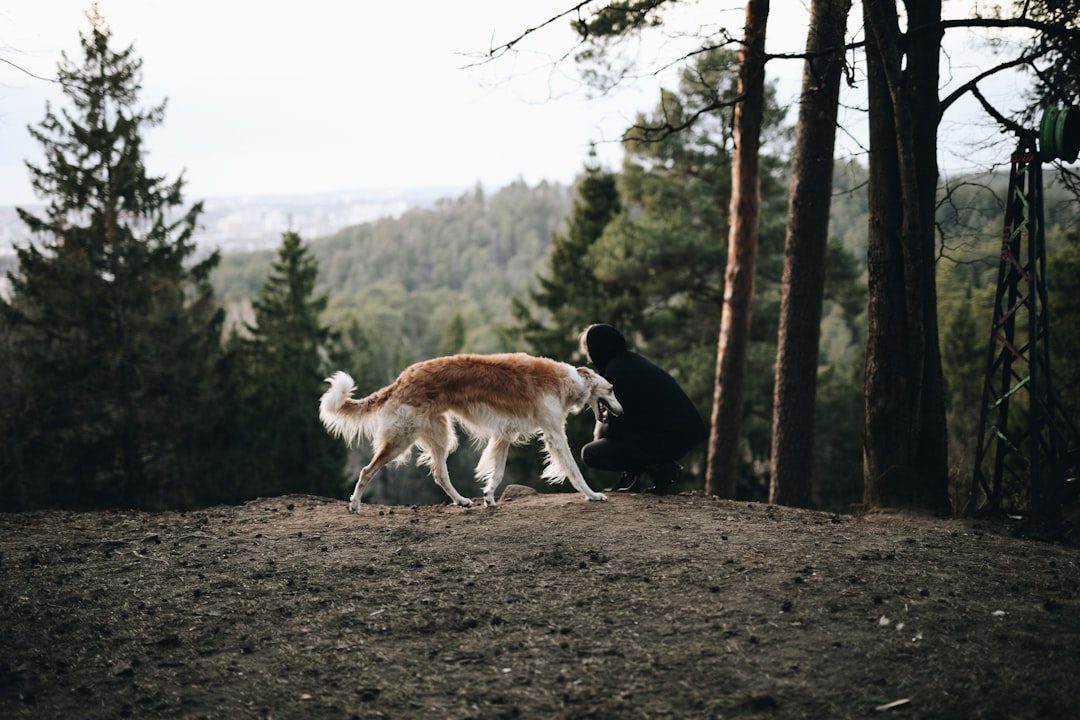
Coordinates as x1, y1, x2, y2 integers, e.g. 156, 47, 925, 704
769, 0, 853, 508
706, 0, 769, 498
861, 0, 950, 511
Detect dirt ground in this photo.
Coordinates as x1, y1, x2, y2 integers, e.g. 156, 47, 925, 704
2, 489, 1078, 720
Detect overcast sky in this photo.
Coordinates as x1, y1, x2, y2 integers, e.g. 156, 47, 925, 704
1, 1, 1031, 208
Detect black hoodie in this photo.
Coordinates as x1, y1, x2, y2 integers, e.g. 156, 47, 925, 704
582, 324, 708, 460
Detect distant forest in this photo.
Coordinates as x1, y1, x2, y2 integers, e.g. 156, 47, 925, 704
214, 181, 571, 365
213, 164, 874, 370
210, 163, 1080, 376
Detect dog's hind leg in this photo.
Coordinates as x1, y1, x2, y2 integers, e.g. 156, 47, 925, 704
418, 416, 473, 508
429, 454, 473, 508
476, 436, 511, 507
542, 432, 608, 502
349, 437, 409, 513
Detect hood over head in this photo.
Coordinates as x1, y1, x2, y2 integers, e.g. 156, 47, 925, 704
580, 323, 627, 373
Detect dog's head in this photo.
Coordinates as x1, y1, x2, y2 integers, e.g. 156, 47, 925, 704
576, 367, 623, 420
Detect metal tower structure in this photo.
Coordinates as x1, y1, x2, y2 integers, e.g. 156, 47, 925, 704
972, 108, 1080, 520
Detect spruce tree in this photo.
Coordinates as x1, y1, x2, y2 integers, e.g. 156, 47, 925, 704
228, 231, 346, 499
0, 8, 225, 509
509, 161, 630, 362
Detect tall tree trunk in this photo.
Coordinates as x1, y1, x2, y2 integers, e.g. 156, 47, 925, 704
861, 0, 950, 511
706, 0, 769, 497
770, 0, 852, 508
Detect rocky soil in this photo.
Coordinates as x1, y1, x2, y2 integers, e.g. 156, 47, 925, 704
2, 490, 1078, 719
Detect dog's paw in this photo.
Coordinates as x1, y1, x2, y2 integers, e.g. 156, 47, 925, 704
589, 492, 608, 502
348, 497, 362, 513
456, 497, 474, 508
484, 495, 497, 508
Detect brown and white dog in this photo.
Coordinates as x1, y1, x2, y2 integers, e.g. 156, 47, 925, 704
319, 353, 623, 510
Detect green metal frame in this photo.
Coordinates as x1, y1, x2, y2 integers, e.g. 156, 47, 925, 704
971, 134, 1079, 519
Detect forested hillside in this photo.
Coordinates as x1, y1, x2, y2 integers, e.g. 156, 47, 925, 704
211, 169, 872, 363
210, 165, 1079, 383
213, 181, 573, 365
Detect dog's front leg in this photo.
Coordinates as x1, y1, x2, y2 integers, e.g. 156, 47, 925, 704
543, 434, 608, 502
476, 437, 511, 507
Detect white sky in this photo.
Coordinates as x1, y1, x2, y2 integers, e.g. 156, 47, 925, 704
0, 1, 1036, 208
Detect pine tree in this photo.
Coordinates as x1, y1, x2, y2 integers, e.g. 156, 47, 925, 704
706, 0, 770, 499
593, 47, 790, 495
0, 7, 226, 510
861, 0, 950, 512
227, 231, 346, 499
509, 161, 631, 362
769, 0, 852, 508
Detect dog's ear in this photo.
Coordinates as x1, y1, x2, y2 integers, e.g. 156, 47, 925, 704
577, 367, 596, 382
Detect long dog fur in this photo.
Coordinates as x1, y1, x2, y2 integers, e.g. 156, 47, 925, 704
319, 352, 623, 510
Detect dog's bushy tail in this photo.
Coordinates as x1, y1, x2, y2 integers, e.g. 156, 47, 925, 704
319, 371, 377, 446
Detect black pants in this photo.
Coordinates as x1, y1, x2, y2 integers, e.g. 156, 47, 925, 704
580, 438, 670, 474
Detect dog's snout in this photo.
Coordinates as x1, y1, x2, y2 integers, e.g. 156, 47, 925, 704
600, 397, 624, 417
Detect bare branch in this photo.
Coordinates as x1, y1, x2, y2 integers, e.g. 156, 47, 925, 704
623, 94, 743, 144
621, 34, 866, 146
939, 47, 1052, 113
0, 56, 58, 83
939, 16, 1080, 37
970, 85, 1030, 137
462, 1, 594, 67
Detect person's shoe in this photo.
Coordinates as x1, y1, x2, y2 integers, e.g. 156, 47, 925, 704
605, 472, 642, 493
646, 483, 680, 496
645, 461, 683, 494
